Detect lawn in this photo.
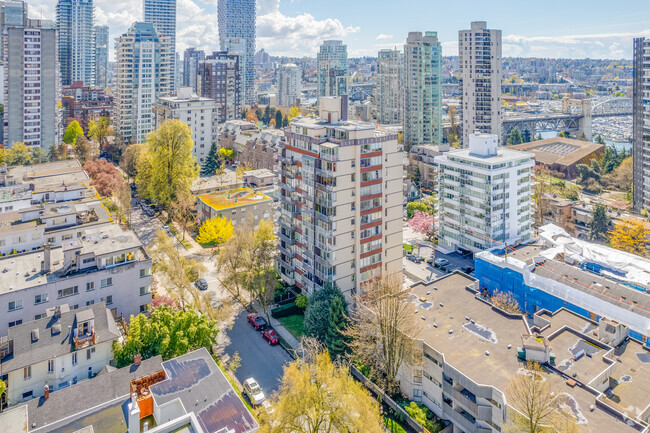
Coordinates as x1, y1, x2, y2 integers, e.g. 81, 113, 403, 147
276, 314, 305, 339
403, 243, 414, 253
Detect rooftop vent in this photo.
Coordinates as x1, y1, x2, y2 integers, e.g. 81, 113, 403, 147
31, 329, 39, 342
52, 323, 62, 335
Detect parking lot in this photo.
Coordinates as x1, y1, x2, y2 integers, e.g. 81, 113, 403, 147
403, 248, 475, 283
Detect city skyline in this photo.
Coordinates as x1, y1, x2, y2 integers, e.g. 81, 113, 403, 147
26, 0, 650, 60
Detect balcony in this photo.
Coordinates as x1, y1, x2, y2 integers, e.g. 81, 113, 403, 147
74, 329, 96, 350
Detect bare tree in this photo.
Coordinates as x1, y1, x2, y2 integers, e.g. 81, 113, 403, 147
346, 273, 418, 393
171, 190, 196, 241
532, 166, 553, 230
491, 289, 522, 314
216, 226, 252, 298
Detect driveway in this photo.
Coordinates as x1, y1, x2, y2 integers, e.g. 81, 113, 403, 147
221, 309, 293, 396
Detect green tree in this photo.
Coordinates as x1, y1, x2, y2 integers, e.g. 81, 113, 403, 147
275, 110, 283, 129
136, 119, 199, 213
87, 117, 112, 151
120, 143, 146, 179
263, 105, 272, 124
73, 134, 98, 164
325, 296, 351, 360
111, 306, 219, 368
589, 203, 611, 241
522, 129, 532, 143
5, 142, 32, 165
507, 127, 524, 145
406, 201, 431, 218
219, 147, 234, 160
30, 146, 49, 164
595, 134, 606, 145
255, 107, 263, 121
201, 142, 224, 176
283, 114, 289, 127
558, 131, 568, 138
63, 120, 84, 145
304, 282, 345, 342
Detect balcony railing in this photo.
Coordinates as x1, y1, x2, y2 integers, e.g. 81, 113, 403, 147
74, 330, 96, 350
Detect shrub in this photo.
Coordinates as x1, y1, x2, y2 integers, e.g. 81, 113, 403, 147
296, 293, 308, 309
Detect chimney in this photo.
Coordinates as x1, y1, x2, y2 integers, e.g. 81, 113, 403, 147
134, 353, 142, 365
42, 242, 52, 273
44, 385, 49, 399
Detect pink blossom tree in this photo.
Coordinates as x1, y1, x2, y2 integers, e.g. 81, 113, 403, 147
408, 210, 435, 242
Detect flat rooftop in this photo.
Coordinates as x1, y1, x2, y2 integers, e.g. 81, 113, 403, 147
408, 273, 645, 433
508, 137, 604, 167
198, 187, 272, 212
442, 147, 535, 165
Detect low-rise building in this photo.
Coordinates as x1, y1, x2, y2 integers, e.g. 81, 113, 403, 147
508, 137, 604, 180
0, 224, 152, 336
397, 272, 649, 433
154, 86, 218, 165
408, 144, 449, 191
1, 347, 259, 433
218, 121, 284, 171
196, 187, 273, 227
243, 169, 275, 187
0, 302, 120, 406
61, 81, 113, 131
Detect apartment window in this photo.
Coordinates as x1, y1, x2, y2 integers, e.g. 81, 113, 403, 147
140, 268, 151, 278
8, 320, 22, 328
140, 304, 148, 312
34, 293, 48, 304
86, 347, 95, 360
140, 286, 150, 296
47, 360, 54, 373
86, 300, 94, 306
72, 352, 78, 366
100, 277, 113, 287
24, 366, 32, 380
22, 390, 33, 399
103, 295, 113, 305
86, 282, 95, 292
413, 389, 422, 398
57, 286, 79, 299
34, 313, 46, 320
8, 300, 23, 311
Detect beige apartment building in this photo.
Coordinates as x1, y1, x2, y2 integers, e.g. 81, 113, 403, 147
459, 21, 502, 146
277, 97, 403, 299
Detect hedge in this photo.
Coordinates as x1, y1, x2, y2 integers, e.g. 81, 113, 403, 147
271, 302, 303, 319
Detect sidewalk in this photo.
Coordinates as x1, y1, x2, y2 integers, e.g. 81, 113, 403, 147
250, 300, 300, 352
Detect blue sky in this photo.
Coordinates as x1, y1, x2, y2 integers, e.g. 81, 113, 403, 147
30, 0, 650, 59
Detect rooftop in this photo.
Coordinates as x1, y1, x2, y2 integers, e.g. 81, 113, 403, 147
198, 187, 272, 212
439, 147, 535, 165
408, 273, 645, 433
1, 302, 120, 373
508, 137, 605, 167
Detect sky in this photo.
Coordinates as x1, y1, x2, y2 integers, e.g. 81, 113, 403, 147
28, 0, 650, 60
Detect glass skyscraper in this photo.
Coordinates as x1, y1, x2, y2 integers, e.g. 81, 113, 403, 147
144, 0, 177, 92
218, 0, 256, 106
56, 0, 95, 86
94, 25, 109, 89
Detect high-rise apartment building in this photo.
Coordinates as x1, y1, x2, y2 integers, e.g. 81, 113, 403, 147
0, 1, 27, 59
218, 0, 255, 106
94, 25, 109, 89
435, 133, 534, 252
182, 47, 204, 92
198, 52, 241, 123
154, 87, 218, 165
317, 40, 348, 98
56, 0, 95, 86
458, 21, 502, 146
633, 37, 650, 212
277, 63, 301, 107
143, 0, 176, 92
277, 97, 403, 298
403, 32, 442, 149
114, 22, 171, 144
222, 37, 247, 106
4, 18, 60, 150
376, 49, 402, 125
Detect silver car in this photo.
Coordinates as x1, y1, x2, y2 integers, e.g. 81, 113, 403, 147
243, 377, 265, 406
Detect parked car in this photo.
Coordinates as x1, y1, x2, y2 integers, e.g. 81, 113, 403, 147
261, 328, 280, 345
460, 265, 474, 274
456, 247, 473, 258
426, 257, 434, 265
162, 225, 170, 232
243, 378, 265, 406
435, 258, 449, 267
195, 279, 208, 291
262, 400, 274, 415
247, 313, 267, 330
406, 254, 422, 263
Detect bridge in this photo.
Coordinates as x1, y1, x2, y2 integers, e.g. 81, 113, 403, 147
301, 81, 376, 101
502, 97, 631, 142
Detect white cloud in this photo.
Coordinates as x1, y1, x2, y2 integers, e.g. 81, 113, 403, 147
376, 33, 393, 41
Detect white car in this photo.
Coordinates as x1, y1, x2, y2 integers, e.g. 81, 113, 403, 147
243, 377, 265, 406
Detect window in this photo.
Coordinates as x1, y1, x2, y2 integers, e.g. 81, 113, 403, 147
57, 286, 78, 298
24, 366, 32, 380
140, 268, 151, 278
8, 320, 22, 328
9, 300, 23, 311
100, 278, 112, 287
140, 304, 148, 312
86, 282, 94, 292
102, 295, 113, 305
86, 348, 94, 360
86, 300, 94, 306
48, 360, 54, 373
72, 352, 77, 366
34, 293, 48, 304
139, 286, 150, 296
22, 391, 33, 399
34, 313, 46, 320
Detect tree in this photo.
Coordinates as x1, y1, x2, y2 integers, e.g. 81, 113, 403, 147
288, 106, 300, 120
216, 224, 251, 297
136, 119, 199, 213
83, 159, 125, 196
200, 142, 224, 176
406, 201, 429, 218
235, 161, 253, 180
196, 216, 234, 247
589, 203, 611, 241
507, 127, 524, 145
491, 289, 521, 314
263, 105, 272, 124
448, 106, 460, 148
246, 111, 259, 123
171, 190, 196, 241
5, 142, 31, 166
120, 143, 146, 179
73, 134, 98, 164
63, 120, 84, 145
506, 361, 579, 433
576, 159, 602, 192
30, 146, 49, 164
558, 131, 568, 138
532, 166, 553, 228
275, 110, 283, 129
269, 118, 276, 128
219, 147, 234, 160
609, 217, 650, 256
283, 114, 289, 127
604, 156, 632, 192
304, 282, 345, 342
113, 180, 132, 226
522, 129, 532, 143
87, 116, 112, 151
112, 306, 219, 368
408, 210, 435, 242
0, 378, 5, 412
246, 219, 277, 320
578, 132, 588, 141
534, 133, 543, 141
346, 274, 418, 394
595, 134, 606, 145
325, 296, 351, 360
261, 346, 384, 433
148, 230, 206, 309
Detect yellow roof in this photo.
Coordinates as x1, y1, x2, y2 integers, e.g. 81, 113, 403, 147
198, 187, 272, 211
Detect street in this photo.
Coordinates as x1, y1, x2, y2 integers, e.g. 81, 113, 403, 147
220, 309, 293, 396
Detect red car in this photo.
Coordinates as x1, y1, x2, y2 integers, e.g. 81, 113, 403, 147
261, 329, 280, 345
247, 313, 267, 331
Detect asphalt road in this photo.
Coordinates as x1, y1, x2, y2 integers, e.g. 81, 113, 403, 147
222, 310, 293, 397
